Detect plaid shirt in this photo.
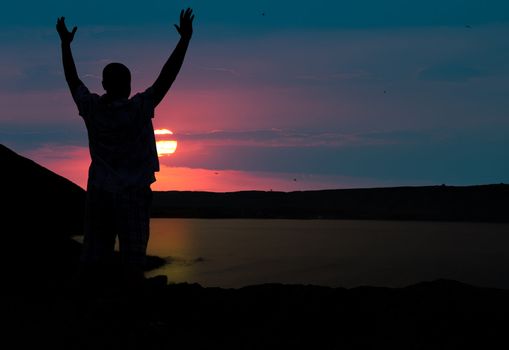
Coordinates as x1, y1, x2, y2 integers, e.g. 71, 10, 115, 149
73, 83, 159, 192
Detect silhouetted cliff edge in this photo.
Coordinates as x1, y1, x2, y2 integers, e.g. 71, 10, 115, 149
1, 143, 86, 238
1, 144, 86, 288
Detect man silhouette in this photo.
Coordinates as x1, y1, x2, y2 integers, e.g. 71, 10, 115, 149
57, 9, 194, 288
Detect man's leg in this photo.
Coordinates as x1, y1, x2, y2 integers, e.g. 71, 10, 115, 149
80, 186, 117, 285
116, 186, 152, 286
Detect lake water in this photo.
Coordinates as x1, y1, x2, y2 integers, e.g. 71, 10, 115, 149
145, 219, 509, 289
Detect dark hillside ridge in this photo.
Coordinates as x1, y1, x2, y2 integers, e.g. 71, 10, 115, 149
1, 144, 87, 288
1, 144, 86, 238
153, 184, 509, 222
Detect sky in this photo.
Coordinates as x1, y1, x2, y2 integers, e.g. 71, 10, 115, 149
1, 0, 508, 191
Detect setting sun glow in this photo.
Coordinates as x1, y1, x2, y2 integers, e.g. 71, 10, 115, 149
155, 129, 177, 157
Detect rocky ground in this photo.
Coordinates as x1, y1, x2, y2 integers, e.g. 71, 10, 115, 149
4, 276, 509, 349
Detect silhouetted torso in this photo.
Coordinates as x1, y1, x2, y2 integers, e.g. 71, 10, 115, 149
73, 83, 159, 191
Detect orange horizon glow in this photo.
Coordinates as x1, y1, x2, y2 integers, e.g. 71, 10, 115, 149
21, 145, 367, 192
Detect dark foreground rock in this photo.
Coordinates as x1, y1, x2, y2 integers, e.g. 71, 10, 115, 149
4, 278, 509, 349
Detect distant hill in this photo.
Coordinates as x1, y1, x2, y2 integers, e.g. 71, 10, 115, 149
3, 143, 507, 224
152, 185, 509, 222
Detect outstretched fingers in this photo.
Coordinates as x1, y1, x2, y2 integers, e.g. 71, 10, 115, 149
57, 17, 67, 31
181, 8, 193, 21
174, 8, 194, 39
56, 16, 77, 43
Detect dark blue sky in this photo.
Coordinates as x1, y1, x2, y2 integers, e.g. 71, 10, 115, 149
2, 1, 509, 28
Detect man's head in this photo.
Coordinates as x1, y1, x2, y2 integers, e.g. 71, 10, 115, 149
102, 62, 131, 99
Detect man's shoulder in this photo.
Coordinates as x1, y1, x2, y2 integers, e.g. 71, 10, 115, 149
129, 87, 155, 118
73, 82, 100, 100
130, 86, 155, 102
73, 82, 101, 119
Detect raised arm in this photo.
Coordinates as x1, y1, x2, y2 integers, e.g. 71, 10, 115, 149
151, 8, 194, 107
56, 17, 82, 94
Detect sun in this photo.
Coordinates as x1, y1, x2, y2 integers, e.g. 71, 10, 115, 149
155, 129, 178, 157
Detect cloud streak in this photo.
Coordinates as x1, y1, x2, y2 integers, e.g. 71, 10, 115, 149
167, 128, 434, 149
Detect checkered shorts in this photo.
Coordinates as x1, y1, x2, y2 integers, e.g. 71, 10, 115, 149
81, 185, 152, 270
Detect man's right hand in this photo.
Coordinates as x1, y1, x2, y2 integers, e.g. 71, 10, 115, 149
174, 8, 194, 41
56, 17, 77, 45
